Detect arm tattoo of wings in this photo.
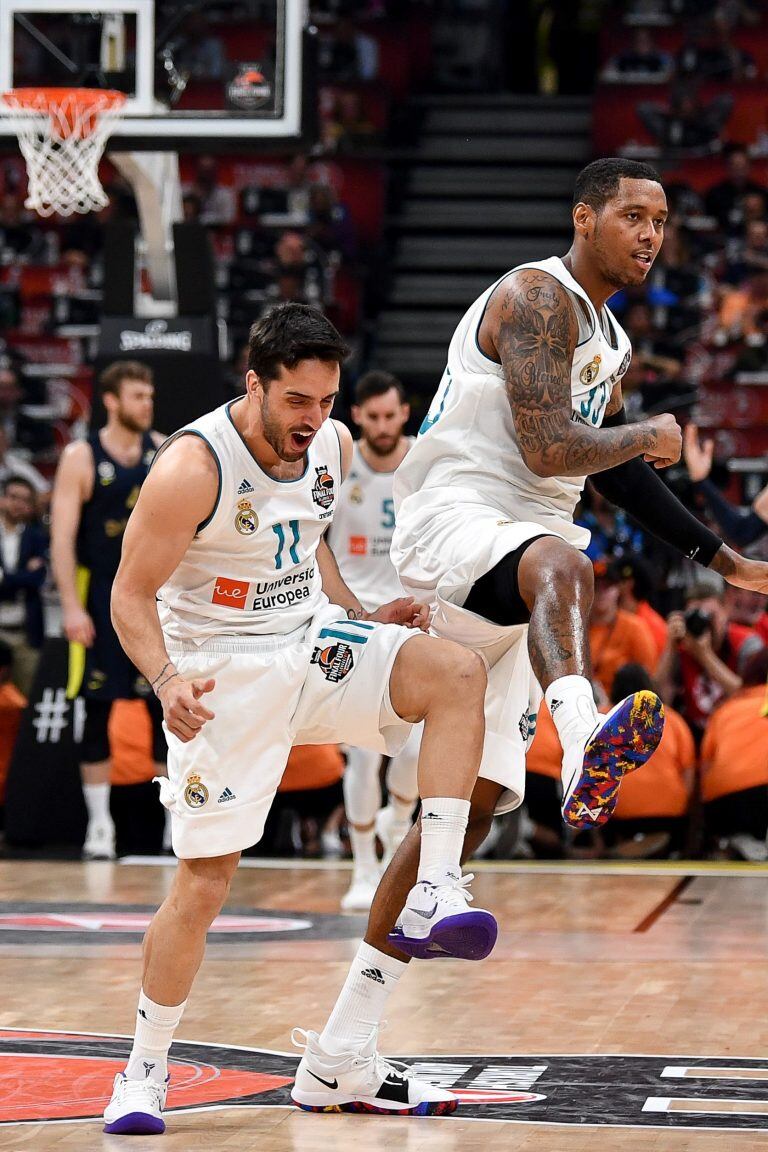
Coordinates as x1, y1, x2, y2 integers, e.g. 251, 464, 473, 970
496, 270, 656, 477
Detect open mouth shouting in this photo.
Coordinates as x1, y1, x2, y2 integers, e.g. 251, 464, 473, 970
290, 429, 315, 453
632, 250, 653, 272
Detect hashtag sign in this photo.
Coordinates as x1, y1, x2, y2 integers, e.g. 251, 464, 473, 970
32, 688, 71, 744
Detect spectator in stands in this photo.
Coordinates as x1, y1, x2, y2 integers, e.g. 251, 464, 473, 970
589, 556, 658, 694
270, 229, 325, 302
108, 700, 166, 857
307, 183, 357, 263
676, 16, 756, 83
734, 308, 768, 372
656, 581, 762, 740
0, 191, 43, 262
0, 475, 46, 695
612, 555, 669, 662
701, 646, 768, 860
602, 29, 673, 82
322, 90, 377, 152
622, 300, 684, 379
0, 427, 48, 498
683, 421, 768, 546
647, 219, 706, 337
605, 663, 695, 857
182, 192, 202, 223
189, 156, 236, 225
0, 362, 53, 457
704, 145, 767, 232
716, 272, 768, 343
576, 487, 646, 562
637, 81, 733, 154
320, 17, 379, 82
0, 638, 26, 825
724, 218, 768, 284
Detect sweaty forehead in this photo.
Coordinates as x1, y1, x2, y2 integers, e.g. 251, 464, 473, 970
611, 178, 668, 212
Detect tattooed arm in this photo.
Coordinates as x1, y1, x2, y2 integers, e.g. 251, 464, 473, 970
482, 269, 682, 478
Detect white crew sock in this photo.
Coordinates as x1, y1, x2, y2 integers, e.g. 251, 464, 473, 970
319, 942, 406, 1054
124, 990, 187, 1084
545, 675, 599, 749
82, 781, 111, 827
417, 797, 470, 886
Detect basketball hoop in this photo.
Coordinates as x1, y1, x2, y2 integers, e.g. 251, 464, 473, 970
0, 87, 127, 217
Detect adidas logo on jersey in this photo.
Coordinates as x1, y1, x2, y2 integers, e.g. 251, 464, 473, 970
237, 478, 255, 495
550, 699, 563, 713
361, 967, 385, 984
218, 787, 236, 804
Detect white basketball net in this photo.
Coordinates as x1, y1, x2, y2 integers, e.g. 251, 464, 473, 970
0, 89, 127, 217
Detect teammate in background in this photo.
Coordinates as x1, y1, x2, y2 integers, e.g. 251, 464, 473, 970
51, 361, 166, 860
104, 305, 494, 1133
328, 370, 420, 911
389, 157, 768, 870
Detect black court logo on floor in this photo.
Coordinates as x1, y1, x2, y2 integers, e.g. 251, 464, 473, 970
0, 903, 365, 944
1, 1034, 767, 1131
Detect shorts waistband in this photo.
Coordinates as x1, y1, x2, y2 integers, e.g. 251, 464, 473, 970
165, 621, 309, 655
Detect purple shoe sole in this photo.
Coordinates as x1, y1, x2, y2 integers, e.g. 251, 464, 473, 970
387, 910, 497, 960
103, 1112, 166, 1135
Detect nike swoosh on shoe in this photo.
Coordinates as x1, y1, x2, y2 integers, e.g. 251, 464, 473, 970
308, 1071, 339, 1090
407, 904, 438, 919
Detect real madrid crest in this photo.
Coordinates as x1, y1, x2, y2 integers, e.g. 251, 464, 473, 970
579, 354, 602, 386
349, 483, 364, 505
235, 498, 258, 535
184, 774, 209, 808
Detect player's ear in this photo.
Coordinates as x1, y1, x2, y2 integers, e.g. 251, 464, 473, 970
350, 404, 362, 426
573, 201, 595, 240
245, 370, 262, 398
401, 402, 411, 422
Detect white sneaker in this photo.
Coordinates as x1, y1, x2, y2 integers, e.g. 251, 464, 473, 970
290, 1027, 457, 1115
561, 690, 665, 831
387, 874, 497, 960
82, 821, 116, 860
103, 1072, 168, 1135
375, 806, 412, 870
341, 870, 379, 912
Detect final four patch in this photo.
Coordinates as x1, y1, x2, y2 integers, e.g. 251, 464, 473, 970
2, 1036, 768, 1130
312, 466, 335, 510
310, 641, 354, 683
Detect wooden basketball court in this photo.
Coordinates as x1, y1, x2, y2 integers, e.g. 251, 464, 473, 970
1, 857, 767, 1149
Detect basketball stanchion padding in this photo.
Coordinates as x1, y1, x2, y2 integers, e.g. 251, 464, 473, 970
0, 87, 126, 217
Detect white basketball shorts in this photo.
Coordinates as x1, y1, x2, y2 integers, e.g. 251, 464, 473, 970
394, 501, 576, 814
158, 602, 416, 859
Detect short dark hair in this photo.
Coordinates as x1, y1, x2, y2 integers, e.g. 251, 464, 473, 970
99, 360, 153, 399
247, 303, 349, 383
2, 474, 35, 497
353, 370, 406, 406
574, 158, 662, 213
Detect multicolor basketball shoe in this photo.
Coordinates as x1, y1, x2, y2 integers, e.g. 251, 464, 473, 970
386, 873, 498, 960
103, 1072, 168, 1135
291, 1027, 457, 1115
561, 690, 665, 831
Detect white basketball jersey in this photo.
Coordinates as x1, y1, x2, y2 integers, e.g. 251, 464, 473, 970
392, 256, 632, 550
327, 440, 411, 612
158, 402, 342, 642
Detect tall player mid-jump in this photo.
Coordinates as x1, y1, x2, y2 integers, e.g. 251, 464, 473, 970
391, 157, 768, 871
328, 371, 420, 911
104, 305, 495, 1133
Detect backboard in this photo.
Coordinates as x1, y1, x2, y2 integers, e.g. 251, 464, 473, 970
0, 0, 313, 149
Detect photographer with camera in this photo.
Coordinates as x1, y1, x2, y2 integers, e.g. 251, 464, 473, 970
656, 583, 763, 741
